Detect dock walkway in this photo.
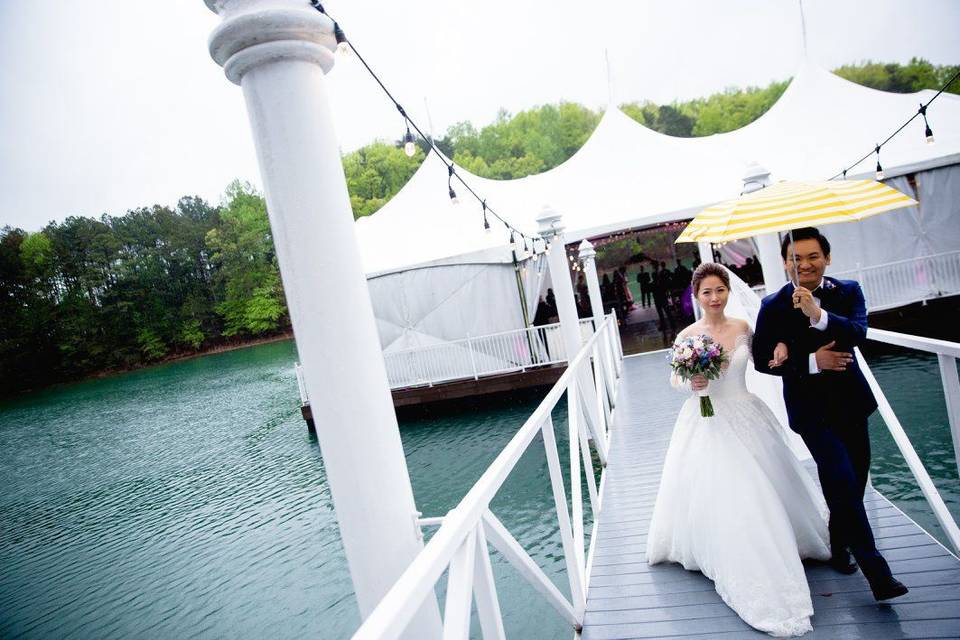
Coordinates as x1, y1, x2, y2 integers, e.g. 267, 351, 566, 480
583, 352, 960, 639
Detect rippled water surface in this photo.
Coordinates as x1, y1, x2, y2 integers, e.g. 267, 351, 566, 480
0, 341, 573, 639
862, 343, 960, 548
1, 340, 957, 639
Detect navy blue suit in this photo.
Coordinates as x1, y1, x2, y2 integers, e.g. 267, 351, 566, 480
753, 277, 892, 581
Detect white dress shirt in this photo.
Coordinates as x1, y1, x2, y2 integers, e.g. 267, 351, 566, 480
806, 278, 829, 374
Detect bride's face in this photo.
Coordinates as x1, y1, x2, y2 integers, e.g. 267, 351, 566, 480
696, 275, 729, 313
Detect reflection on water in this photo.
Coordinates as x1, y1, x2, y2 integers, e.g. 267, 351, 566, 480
0, 340, 955, 639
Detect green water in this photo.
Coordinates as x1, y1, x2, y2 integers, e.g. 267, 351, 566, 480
0, 341, 573, 639
1, 340, 957, 639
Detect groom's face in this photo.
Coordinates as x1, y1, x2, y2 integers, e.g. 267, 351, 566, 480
783, 238, 830, 288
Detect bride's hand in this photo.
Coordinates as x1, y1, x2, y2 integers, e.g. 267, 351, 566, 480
690, 374, 708, 391
768, 342, 789, 368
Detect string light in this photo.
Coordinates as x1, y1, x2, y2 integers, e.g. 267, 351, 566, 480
919, 103, 935, 145
309, 1, 533, 251
482, 201, 490, 233
829, 68, 958, 180
403, 124, 416, 157
333, 22, 350, 57
448, 165, 459, 204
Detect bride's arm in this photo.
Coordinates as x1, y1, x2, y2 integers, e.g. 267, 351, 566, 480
670, 371, 691, 391
669, 333, 691, 391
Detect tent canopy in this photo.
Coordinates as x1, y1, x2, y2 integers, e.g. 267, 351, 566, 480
355, 62, 960, 276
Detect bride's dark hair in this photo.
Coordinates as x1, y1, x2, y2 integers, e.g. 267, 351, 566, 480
691, 262, 730, 295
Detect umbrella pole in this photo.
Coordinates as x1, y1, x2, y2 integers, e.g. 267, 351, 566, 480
788, 228, 800, 289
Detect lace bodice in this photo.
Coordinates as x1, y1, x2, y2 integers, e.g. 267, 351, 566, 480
671, 332, 752, 399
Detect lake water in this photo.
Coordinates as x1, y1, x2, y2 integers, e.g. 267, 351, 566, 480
1, 340, 957, 639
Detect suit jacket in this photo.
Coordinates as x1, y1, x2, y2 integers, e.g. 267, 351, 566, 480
752, 277, 877, 430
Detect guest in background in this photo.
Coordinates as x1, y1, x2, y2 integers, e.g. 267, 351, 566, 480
638, 265, 652, 308
576, 274, 591, 318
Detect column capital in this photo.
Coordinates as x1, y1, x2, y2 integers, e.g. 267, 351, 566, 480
536, 204, 565, 240
206, 0, 337, 85
578, 239, 596, 261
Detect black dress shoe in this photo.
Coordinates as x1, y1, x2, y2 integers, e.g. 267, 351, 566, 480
870, 576, 909, 601
828, 549, 858, 574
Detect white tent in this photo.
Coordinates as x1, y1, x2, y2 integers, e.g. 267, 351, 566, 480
357, 62, 960, 350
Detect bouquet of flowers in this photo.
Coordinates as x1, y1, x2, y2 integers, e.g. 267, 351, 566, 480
668, 335, 727, 417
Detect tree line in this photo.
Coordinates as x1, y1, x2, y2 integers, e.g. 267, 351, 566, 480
2, 58, 956, 395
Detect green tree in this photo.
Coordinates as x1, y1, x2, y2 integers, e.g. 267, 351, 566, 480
205, 181, 287, 337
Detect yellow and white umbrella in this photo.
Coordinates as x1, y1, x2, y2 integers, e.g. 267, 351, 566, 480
676, 179, 917, 244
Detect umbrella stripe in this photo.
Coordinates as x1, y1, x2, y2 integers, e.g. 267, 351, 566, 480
736, 180, 882, 205
680, 197, 912, 240
697, 183, 900, 218
687, 192, 915, 227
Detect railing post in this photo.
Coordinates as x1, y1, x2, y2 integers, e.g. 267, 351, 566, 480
540, 416, 587, 619
567, 380, 587, 612
938, 354, 960, 479
466, 334, 479, 380
857, 349, 960, 555
203, 2, 442, 634
471, 522, 506, 640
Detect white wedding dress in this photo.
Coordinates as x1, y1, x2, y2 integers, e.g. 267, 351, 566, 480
646, 331, 831, 637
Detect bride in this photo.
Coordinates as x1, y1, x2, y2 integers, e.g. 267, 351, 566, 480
646, 262, 831, 637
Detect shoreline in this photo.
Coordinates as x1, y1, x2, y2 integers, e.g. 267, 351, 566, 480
4, 332, 295, 401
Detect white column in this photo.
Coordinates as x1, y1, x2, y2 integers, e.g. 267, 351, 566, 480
541, 210, 607, 465
538, 207, 581, 363
578, 240, 605, 325
696, 240, 713, 267
742, 162, 787, 292
205, 2, 442, 636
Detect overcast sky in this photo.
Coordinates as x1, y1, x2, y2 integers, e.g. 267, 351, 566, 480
1, 0, 958, 231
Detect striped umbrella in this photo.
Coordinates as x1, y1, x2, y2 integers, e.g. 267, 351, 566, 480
676, 179, 917, 244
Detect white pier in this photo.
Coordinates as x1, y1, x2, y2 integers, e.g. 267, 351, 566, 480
354, 328, 960, 639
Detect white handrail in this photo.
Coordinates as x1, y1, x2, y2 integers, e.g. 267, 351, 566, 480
859, 328, 960, 555
380, 317, 606, 390
831, 250, 960, 312
352, 316, 622, 639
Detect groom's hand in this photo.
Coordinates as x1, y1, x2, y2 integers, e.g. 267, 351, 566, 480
815, 340, 854, 372
792, 286, 823, 321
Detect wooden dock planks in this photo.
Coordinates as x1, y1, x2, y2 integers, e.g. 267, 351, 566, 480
582, 352, 960, 639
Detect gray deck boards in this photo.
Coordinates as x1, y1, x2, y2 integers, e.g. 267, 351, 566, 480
582, 353, 960, 639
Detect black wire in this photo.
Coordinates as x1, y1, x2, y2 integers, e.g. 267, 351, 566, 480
310, 2, 539, 248
828, 68, 960, 180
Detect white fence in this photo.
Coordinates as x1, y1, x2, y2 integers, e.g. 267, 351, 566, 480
831, 250, 960, 312
296, 318, 607, 401
739, 252, 960, 313
351, 315, 624, 639
859, 328, 960, 555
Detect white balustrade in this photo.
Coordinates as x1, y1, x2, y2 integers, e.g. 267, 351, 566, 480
372, 316, 612, 391
859, 328, 960, 555
832, 250, 960, 312
351, 315, 623, 639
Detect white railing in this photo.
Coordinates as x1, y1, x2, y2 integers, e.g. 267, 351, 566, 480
377, 318, 603, 391
857, 328, 960, 555
833, 250, 960, 312
295, 317, 615, 405
351, 315, 624, 639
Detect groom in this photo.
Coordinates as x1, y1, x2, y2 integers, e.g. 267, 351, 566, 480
752, 226, 908, 601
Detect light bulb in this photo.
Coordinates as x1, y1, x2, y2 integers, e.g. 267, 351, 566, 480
404, 140, 416, 156
449, 187, 458, 204
925, 125, 935, 145
875, 166, 884, 181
